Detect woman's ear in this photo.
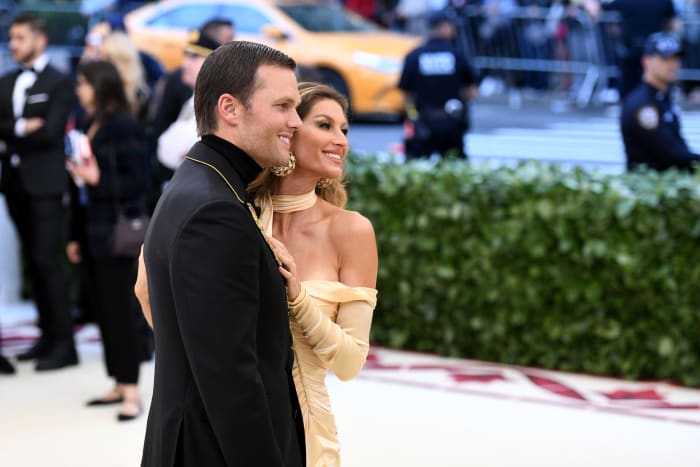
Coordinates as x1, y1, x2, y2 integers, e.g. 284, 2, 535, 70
217, 93, 239, 127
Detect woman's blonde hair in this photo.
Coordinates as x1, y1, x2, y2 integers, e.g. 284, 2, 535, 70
100, 31, 148, 116
248, 82, 350, 208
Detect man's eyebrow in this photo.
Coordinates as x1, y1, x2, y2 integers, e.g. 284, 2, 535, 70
275, 97, 299, 105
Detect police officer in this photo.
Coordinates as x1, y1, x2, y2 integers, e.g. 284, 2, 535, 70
399, 9, 477, 159
621, 32, 700, 172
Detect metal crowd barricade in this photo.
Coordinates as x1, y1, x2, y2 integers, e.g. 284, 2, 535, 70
453, 5, 700, 107
680, 18, 700, 82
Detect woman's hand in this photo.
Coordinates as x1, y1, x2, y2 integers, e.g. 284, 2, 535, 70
24, 117, 44, 134
66, 154, 100, 186
268, 237, 301, 302
66, 241, 81, 264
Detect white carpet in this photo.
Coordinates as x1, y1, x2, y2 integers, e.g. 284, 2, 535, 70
1, 302, 699, 467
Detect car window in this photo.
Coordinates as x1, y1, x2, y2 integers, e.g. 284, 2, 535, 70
145, 4, 219, 30
279, 4, 375, 32
218, 4, 272, 34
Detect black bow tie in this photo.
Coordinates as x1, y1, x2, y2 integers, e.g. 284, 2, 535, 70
20, 66, 37, 74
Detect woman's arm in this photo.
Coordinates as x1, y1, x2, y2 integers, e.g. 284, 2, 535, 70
134, 246, 152, 328
288, 288, 375, 381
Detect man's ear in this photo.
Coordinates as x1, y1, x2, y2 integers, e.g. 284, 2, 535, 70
36, 32, 48, 52
217, 93, 240, 127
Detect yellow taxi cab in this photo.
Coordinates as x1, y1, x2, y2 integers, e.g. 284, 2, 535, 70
118, 0, 421, 117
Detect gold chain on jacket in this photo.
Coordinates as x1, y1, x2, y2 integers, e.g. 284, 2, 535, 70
184, 155, 281, 265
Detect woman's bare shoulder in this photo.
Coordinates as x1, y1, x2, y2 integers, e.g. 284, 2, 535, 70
327, 206, 375, 240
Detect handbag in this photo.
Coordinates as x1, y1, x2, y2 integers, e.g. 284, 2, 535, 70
106, 146, 150, 257
110, 212, 150, 257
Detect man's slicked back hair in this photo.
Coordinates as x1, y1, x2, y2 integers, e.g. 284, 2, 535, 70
11, 12, 48, 37
194, 40, 296, 136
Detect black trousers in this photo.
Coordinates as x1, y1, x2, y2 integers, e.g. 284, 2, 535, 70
93, 257, 147, 384
5, 189, 73, 345
406, 117, 467, 160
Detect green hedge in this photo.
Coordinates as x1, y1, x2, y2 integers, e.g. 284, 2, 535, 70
346, 156, 700, 387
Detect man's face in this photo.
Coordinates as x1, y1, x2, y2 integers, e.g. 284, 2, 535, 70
234, 64, 301, 168
645, 54, 681, 86
181, 52, 206, 88
210, 25, 235, 45
9, 23, 45, 65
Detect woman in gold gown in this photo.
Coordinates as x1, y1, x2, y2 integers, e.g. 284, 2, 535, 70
254, 82, 378, 466
136, 82, 378, 466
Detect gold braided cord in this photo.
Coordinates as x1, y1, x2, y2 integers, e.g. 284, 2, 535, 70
184, 155, 281, 265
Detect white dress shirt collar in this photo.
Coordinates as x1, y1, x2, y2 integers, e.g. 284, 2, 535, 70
24, 53, 49, 74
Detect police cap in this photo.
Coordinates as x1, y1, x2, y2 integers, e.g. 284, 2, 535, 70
427, 10, 455, 29
184, 30, 221, 58
643, 32, 683, 58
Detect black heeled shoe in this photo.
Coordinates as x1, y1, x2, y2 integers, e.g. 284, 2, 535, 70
86, 395, 124, 406
16, 337, 50, 361
0, 355, 15, 375
117, 399, 142, 422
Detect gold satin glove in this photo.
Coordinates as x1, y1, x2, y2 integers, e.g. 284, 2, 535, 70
289, 285, 374, 381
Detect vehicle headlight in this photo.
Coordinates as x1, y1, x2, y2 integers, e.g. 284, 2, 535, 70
351, 52, 402, 74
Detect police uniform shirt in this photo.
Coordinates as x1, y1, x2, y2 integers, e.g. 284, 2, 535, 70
398, 38, 475, 112
621, 81, 700, 172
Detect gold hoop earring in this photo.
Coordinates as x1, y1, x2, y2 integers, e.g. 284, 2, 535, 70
316, 178, 334, 189
271, 153, 296, 177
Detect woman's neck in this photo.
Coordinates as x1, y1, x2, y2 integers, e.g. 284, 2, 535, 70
276, 175, 317, 196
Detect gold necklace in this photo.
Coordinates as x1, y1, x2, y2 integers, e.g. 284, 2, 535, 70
185, 155, 281, 265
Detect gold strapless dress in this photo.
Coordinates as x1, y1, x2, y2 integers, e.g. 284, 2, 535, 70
290, 280, 377, 467
258, 191, 377, 466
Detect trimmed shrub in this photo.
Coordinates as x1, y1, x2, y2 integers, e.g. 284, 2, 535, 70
346, 155, 700, 387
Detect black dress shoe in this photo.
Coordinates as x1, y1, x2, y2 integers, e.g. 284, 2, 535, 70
35, 342, 79, 371
16, 337, 51, 361
0, 355, 15, 375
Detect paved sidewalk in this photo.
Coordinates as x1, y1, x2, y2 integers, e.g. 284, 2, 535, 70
2, 302, 699, 467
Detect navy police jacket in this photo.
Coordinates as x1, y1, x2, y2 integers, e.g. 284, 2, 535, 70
621, 81, 700, 172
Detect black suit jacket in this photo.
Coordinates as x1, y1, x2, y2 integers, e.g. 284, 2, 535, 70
0, 65, 74, 197
141, 136, 304, 467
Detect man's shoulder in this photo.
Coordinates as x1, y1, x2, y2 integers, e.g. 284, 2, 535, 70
622, 86, 654, 115
154, 168, 249, 233
41, 64, 71, 81
0, 69, 17, 83
167, 156, 246, 207
622, 90, 661, 132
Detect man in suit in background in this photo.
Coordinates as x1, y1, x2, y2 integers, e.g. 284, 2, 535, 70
0, 13, 78, 371
141, 41, 305, 466
146, 18, 234, 206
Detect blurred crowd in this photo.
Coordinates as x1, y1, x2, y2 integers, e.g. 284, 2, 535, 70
345, 0, 700, 104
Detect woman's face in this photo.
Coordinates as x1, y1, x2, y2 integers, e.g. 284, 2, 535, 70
291, 98, 349, 181
76, 73, 95, 116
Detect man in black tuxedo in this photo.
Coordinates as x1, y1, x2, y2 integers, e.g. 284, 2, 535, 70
0, 13, 78, 371
141, 41, 305, 466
